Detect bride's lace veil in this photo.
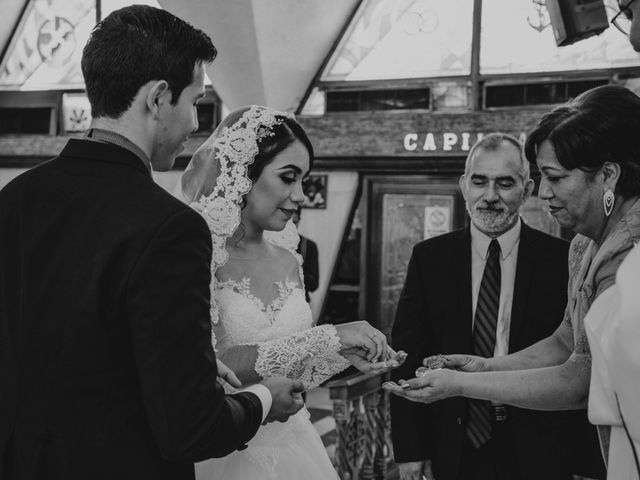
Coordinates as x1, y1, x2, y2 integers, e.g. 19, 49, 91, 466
177, 105, 306, 333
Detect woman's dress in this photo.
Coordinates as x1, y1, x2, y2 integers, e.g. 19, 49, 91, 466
195, 266, 349, 480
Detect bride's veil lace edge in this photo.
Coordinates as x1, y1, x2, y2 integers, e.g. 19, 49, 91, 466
175, 105, 303, 345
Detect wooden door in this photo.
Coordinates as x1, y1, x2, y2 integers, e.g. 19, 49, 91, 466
361, 175, 466, 336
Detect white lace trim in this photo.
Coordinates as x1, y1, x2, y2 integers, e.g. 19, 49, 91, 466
217, 277, 299, 325
254, 324, 351, 389
186, 106, 296, 344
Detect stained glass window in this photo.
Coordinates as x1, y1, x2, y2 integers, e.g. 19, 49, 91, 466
0, 0, 163, 91
0, 0, 96, 90
321, 0, 474, 81
320, 0, 640, 83
480, 0, 640, 75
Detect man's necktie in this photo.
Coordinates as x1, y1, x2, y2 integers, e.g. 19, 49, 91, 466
466, 239, 501, 449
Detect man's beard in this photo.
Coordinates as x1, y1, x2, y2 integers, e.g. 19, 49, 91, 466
466, 200, 519, 235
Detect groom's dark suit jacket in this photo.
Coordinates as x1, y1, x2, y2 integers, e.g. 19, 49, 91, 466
0, 139, 264, 480
390, 223, 604, 480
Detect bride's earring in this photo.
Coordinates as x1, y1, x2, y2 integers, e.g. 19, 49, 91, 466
603, 189, 615, 217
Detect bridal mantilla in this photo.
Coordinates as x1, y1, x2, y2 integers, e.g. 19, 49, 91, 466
178, 105, 401, 479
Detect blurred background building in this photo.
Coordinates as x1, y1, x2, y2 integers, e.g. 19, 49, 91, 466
2, 2, 638, 477
1, 0, 639, 339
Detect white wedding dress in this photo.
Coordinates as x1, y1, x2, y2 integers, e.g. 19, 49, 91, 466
194, 247, 348, 480
178, 105, 353, 479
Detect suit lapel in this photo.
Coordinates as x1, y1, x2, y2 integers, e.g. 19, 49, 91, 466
454, 226, 473, 352
508, 221, 535, 351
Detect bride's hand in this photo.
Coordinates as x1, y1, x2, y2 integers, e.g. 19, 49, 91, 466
216, 359, 242, 388
335, 321, 387, 362
342, 347, 408, 374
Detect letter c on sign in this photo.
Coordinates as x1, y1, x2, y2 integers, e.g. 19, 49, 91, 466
404, 133, 418, 151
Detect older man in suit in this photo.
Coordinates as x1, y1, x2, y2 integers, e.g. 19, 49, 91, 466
390, 133, 603, 480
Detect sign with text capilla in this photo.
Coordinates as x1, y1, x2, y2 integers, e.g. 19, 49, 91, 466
402, 131, 528, 153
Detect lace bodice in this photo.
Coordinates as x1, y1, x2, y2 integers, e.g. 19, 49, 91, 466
210, 275, 345, 479
213, 274, 350, 389
216, 278, 310, 340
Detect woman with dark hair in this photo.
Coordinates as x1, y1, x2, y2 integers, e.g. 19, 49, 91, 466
384, 85, 640, 476
178, 105, 404, 479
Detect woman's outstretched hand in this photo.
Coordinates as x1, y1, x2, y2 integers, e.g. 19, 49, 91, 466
381, 352, 480, 403
442, 354, 489, 372
382, 368, 463, 404
334, 320, 389, 362
342, 347, 408, 374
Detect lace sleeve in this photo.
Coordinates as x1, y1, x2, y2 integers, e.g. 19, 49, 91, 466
254, 324, 351, 389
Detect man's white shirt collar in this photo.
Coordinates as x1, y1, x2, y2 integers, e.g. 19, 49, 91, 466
470, 218, 522, 261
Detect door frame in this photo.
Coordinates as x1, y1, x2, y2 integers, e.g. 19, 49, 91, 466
360, 174, 466, 334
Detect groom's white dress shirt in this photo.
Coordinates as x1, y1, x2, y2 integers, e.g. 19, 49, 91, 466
240, 385, 272, 423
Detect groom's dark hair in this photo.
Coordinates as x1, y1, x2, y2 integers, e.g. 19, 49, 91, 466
81, 5, 216, 119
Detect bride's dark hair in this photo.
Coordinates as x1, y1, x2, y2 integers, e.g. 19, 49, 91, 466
248, 116, 314, 183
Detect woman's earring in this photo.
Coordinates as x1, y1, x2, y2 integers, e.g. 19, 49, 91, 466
603, 189, 615, 217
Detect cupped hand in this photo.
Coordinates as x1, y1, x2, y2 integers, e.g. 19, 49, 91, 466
342, 347, 408, 374
398, 461, 436, 480
262, 377, 306, 424
216, 359, 242, 388
335, 320, 387, 362
398, 461, 424, 480
422, 460, 436, 480
382, 368, 462, 404
441, 354, 489, 372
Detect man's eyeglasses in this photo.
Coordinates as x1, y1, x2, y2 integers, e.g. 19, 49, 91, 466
611, 0, 636, 35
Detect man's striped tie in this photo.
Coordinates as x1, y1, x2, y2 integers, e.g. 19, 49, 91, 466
466, 239, 501, 449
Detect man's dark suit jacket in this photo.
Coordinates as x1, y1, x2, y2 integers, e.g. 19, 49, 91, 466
0, 140, 264, 480
390, 222, 604, 480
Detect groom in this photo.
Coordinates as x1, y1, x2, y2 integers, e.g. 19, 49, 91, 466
0, 6, 305, 480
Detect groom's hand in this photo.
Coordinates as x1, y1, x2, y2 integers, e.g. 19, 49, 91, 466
261, 377, 305, 424
399, 460, 435, 480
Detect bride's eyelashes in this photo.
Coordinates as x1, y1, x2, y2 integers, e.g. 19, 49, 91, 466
280, 173, 297, 184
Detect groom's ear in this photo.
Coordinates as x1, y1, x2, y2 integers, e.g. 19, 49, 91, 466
145, 80, 171, 119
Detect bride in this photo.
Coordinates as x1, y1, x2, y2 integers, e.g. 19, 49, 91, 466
178, 105, 403, 479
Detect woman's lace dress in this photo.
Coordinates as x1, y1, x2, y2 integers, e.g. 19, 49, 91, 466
194, 247, 349, 480
179, 105, 353, 479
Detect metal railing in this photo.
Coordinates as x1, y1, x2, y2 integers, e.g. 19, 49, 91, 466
325, 370, 397, 480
